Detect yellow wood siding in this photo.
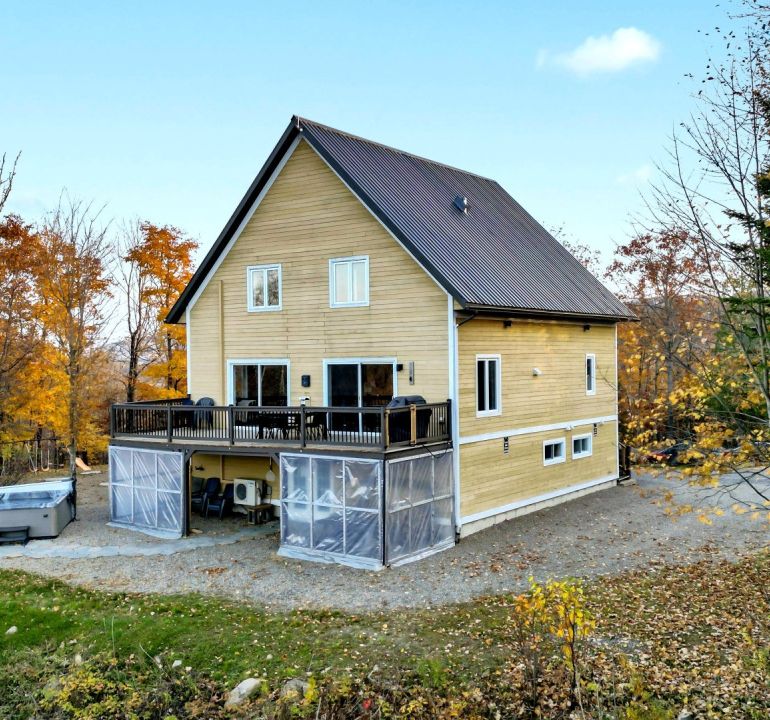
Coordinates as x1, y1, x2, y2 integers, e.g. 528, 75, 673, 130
459, 423, 617, 518
188, 139, 449, 405
191, 453, 278, 500
458, 319, 616, 436
457, 319, 618, 519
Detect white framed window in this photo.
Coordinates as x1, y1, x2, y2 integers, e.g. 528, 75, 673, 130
329, 256, 369, 307
227, 359, 290, 406
247, 264, 282, 312
585, 353, 596, 395
476, 354, 502, 417
543, 438, 566, 466
572, 433, 593, 459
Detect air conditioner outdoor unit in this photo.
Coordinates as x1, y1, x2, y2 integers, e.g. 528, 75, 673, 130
233, 478, 260, 507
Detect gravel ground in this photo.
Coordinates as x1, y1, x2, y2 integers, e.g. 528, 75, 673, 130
1, 470, 767, 611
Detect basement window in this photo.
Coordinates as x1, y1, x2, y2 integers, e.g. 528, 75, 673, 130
585, 354, 596, 395
543, 438, 566, 466
329, 256, 369, 307
247, 264, 282, 312
572, 433, 592, 460
476, 355, 501, 417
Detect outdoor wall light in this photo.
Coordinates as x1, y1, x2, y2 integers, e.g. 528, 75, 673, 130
532, 368, 542, 376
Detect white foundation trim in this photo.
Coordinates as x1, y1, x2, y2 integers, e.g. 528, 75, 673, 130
459, 415, 618, 445
460, 473, 617, 532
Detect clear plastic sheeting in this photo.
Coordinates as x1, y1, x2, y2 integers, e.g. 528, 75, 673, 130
279, 454, 382, 569
385, 450, 455, 566
108, 446, 184, 538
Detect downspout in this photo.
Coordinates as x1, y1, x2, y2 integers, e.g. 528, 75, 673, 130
449, 298, 474, 538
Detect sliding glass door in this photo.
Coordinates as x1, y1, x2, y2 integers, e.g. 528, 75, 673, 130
327, 361, 394, 432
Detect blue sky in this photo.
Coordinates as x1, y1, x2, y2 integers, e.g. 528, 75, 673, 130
1, 1, 733, 266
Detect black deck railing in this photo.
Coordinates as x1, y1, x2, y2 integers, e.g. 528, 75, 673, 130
110, 400, 451, 451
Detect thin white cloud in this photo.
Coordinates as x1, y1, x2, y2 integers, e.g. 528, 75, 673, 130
617, 164, 653, 185
539, 28, 661, 76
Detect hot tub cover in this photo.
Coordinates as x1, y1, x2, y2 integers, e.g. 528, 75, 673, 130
0, 479, 74, 509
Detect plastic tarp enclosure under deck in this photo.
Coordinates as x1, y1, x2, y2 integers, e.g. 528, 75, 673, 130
278, 450, 455, 569
279, 454, 383, 569
385, 450, 455, 566
108, 446, 185, 538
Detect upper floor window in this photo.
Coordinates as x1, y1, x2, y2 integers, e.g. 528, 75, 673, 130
329, 256, 369, 307
247, 264, 282, 312
585, 353, 596, 395
476, 354, 501, 417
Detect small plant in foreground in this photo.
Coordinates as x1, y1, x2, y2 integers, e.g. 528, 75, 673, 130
509, 577, 596, 708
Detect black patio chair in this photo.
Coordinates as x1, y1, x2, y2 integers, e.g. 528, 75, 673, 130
195, 397, 216, 429
203, 483, 235, 519
192, 476, 220, 514
305, 411, 328, 441
171, 397, 195, 429
190, 475, 205, 507
233, 399, 258, 427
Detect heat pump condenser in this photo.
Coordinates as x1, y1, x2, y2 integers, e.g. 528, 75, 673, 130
233, 478, 260, 507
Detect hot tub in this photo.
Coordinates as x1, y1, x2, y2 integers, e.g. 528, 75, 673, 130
0, 479, 75, 539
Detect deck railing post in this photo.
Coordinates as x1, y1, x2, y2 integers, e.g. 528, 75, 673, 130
382, 407, 388, 450
109, 405, 115, 438
166, 404, 173, 442
228, 405, 235, 445
410, 404, 417, 446
300, 405, 306, 448
446, 398, 452, 442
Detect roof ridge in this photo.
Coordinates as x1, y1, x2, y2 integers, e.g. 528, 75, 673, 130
294, 115, 498, 184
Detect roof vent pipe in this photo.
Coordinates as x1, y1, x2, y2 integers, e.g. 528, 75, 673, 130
454, 195, 469, 214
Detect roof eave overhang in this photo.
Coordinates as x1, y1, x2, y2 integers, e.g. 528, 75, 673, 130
459, 304, 638, 324
165, 118, 302, 324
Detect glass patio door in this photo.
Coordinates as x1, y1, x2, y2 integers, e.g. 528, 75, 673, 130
327, 362, 394, 432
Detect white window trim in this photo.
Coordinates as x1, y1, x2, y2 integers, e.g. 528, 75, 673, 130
572, 432, 593, 460
476, 354, 502, 418
329, 256, 369, 308
543, 437, 566, 466
585, 353, 596, 396
247, 264, 282, 312
226, 358, 291, 405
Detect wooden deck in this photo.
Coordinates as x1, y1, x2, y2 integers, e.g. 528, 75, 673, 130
110, 400, 451, 453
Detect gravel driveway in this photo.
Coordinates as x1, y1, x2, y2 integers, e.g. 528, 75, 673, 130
1, 471, 766, 611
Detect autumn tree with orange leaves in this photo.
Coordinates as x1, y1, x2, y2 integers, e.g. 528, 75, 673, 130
120, 222, 197, 399
36, 197, 113, 476
608, 230, 715, 447
0, 215, 43, 440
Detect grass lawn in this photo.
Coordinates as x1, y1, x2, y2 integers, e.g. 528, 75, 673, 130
1, 550, 769, 718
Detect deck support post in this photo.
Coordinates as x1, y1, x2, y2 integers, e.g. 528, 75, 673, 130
382, 407, 389, 450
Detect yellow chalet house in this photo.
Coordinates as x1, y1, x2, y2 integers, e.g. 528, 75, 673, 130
108, 116, 633, 569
